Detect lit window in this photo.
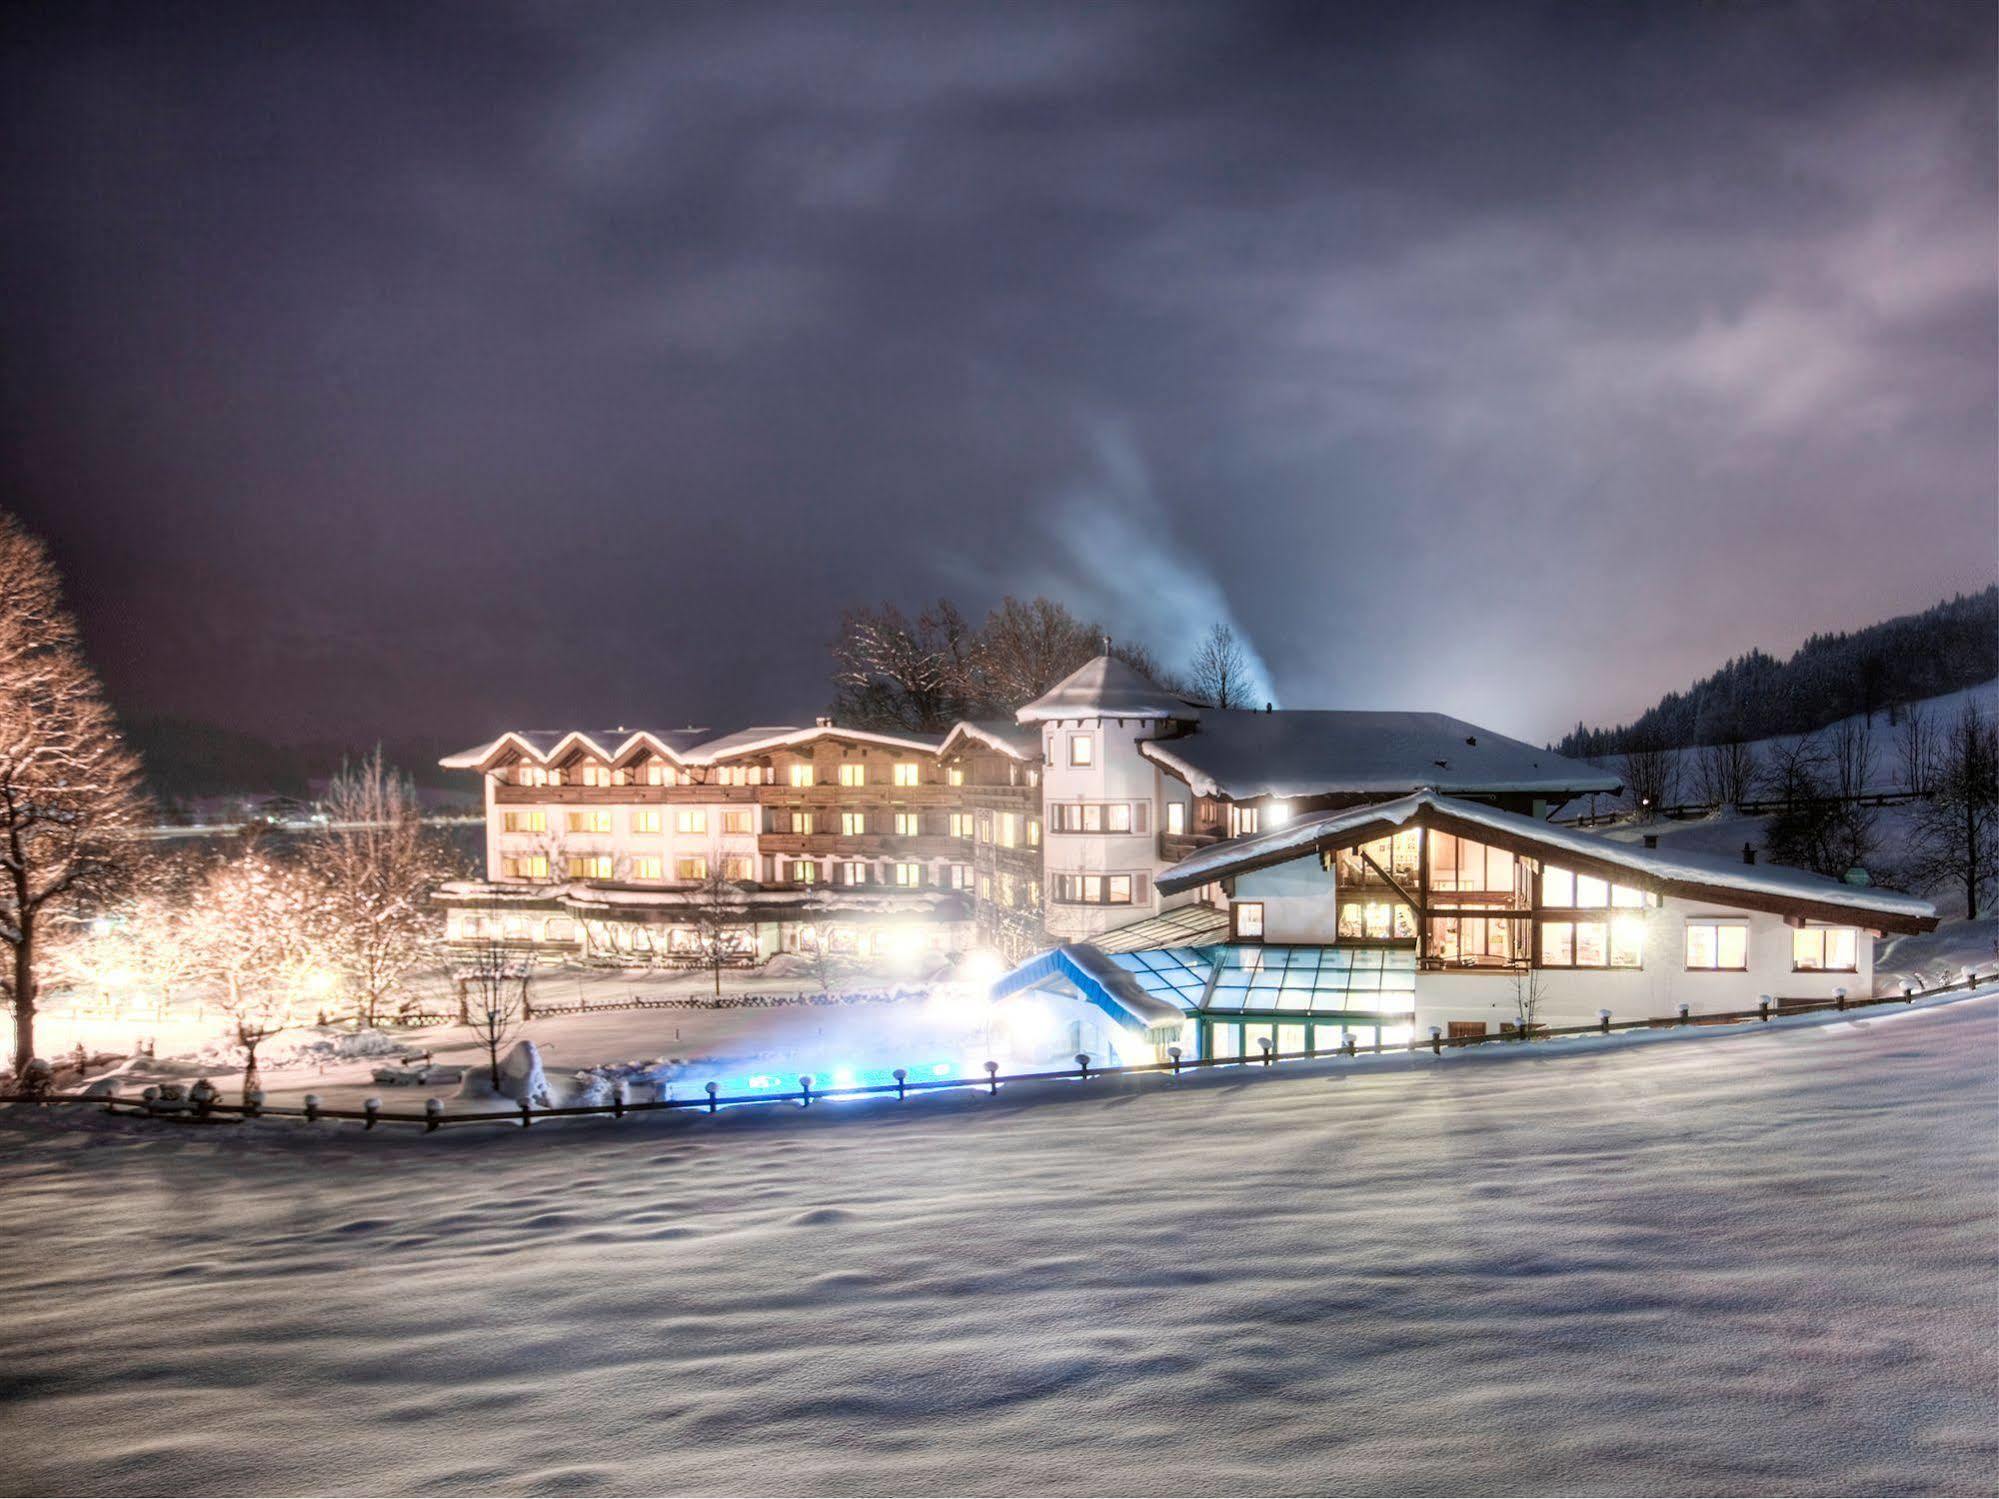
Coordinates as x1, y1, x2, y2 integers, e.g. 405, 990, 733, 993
793, 859, 818, 884
1106, 803, 1131, 833
1793, 926, 1858, 972
566, 811, 612, 834
1107, 875, 1133, 904
632, 857, 663, 881
724, 856, 755, 881
1612, 885, 1647, 908
790, 764, 815, 788
841, 861, 868, 885
894, 812, 918, 836
1166, 802, 1186, 835
893, 862, 921, 887
999, 814, 1018, 848
632, 811, 662, 834
839, 763, 865, 787
842, 811, 866, 836
1230, 806, 1260, 837
1543, 866, 1575, 906
1610, 914, 1646, 968
502, 854, 550, 881
502, 811, 547, 834
893, 762, 920, 786
948, 812, 972, 839
1069, 734, 1093, 767
676, 809, 707, 834
724, 810, 754, 835
675, 856, 707, 881
1234, 901, 1265, 939
1686, 921, 1748, 970
949, 864, 972, 890
1265, 801, 1292, 829
646, 763, 668, 786
1575, 875, 1609, 908
947, 767, 965, 787
1028, 819, 1041, 847
566, 855, 613, 880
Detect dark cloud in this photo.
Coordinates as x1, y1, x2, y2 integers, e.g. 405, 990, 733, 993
3, 0, 1992, 744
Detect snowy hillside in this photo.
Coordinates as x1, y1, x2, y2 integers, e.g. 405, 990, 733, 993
1, 992, 1992, 1496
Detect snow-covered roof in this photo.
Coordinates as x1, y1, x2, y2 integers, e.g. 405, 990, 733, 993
1141, 710, 1620, 801
1015, 656, 1201, 724
436, 880, 970, 920
440, 722, 944, 771
938, 719, 1043, 761
1154, 790, 1938, 931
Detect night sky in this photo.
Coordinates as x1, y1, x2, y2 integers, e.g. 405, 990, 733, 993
3, 1, 1993, 747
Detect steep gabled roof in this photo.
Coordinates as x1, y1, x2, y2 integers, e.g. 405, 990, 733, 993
440, 722, 943, 772
938, 719, 1043, 761
1154, 790, 1938, 933
1015, 655, 1200, 724
1141, 709, 1620, 801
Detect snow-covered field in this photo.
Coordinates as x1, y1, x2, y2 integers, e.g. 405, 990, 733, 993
1, 992, 1993, 1496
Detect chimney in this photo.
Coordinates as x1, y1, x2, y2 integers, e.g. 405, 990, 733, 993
1742, 843, 1757, 865
815, 715, 834, 728
1643, 834, 1658, 848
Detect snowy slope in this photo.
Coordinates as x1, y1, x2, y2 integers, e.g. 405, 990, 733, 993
0, 993, 1992, 1496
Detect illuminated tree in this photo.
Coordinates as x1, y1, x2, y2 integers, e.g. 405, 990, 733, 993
307, 749, 457, 1025
187, 842, 325, 1098
689, 864, 748, 996
0, 512, 147, 1077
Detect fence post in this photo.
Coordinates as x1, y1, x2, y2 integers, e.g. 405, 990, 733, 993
892, 1067, 907, 1101
1428, 1026, 1443, 1056
705, 1081, 719, 1114
243, 1087, 264, 1118
1901, 982, 1915, 1004
1759, 995, 1771, 1022
1075, 1053, 1091, 1082
1258, 1037, 1274, 1066
1677, 1003, 1690, 1026
612, 1080, 627, 1119
799, 1076, 814, 1108
364, 1096, 382, 1130
1835, 987, 1847, 1012
1598, 1009, 1612, 1035
424, 1098, 442, 1132
519, 1098, 532, 1128
1344, 1033, 1357, 1057
984, 1061, 999, 1096
1167, 1046, 1182, 1077
303, 1093, 321, 1124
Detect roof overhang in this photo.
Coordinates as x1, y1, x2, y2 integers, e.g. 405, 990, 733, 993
1155, 791, 1939, 935
1138, 738, 1623, 803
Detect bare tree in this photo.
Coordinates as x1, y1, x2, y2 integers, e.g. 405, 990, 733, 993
971, 597, 1104, 705
0, 514, 147, 1077
1764, 733, 1857, 879
1187, 622, 1255, 709
1828, 715, 1874, 800
307, 749, 457, 1026
801, 923, 839, 994
689, 864, 749, 996
829, 600, 983, 731
458, 925, 532, 1089
1692, 740, 1759, 809
1618, 737, 1681, 817
1510, 966, 1547, 1039
1906, 700, 1999, 919
1897, 703, 1936, 795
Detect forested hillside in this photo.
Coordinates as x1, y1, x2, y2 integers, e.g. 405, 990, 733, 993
1558, 588, 1997, 758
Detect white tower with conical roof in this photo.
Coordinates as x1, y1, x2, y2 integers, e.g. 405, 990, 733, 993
1016, 656, 1200, 942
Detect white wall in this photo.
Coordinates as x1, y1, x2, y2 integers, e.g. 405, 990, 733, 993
1232, 857, 1342, 943
1413, 896, 1875, 1034
1039, 716, 1171, 941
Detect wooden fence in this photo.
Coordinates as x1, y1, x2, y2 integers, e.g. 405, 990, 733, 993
1560, 787, 1923, 829
4, 970, 1989, 1137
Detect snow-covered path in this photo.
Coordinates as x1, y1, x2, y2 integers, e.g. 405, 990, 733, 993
2, 997, 1994, 1496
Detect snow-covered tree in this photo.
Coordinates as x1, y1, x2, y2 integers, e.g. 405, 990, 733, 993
1617, 738, 1681, 817
1186, 621, 1256, 709
689, 864, 748, 996
0, 513, 146, 1076
829, 600, 983, 731
186, 841, 325, 1098
307, 749, 456, 1025
1691, 740, 1759, 809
